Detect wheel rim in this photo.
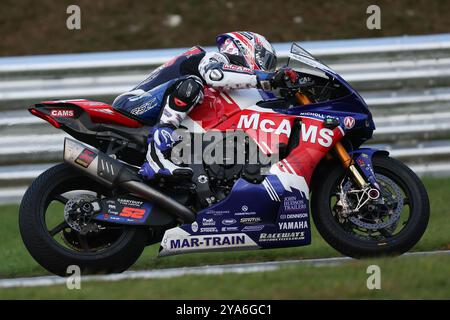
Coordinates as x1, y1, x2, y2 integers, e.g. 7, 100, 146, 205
42, 177, 128, 255
329, 168, 413, 242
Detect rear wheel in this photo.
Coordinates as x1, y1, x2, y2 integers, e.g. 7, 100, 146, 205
311, 155, 430, 258
19, 163, 148, 276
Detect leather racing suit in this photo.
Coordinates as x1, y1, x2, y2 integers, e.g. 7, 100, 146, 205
112, 46, 282, 179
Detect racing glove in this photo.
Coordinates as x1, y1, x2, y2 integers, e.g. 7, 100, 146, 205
257, 67, 300, 91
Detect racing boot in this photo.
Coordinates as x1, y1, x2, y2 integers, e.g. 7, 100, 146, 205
139, 125, 193, 180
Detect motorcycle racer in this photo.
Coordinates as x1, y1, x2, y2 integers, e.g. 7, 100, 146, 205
112, 31, 300, 180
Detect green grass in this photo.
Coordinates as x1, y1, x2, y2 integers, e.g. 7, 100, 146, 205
0, 177, 449, 278
1, 255, 449, 299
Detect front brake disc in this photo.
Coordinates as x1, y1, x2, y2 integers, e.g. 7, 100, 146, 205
343, 174, 403, 230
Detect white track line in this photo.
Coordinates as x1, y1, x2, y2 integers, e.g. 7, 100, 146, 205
0, 250, 448, 289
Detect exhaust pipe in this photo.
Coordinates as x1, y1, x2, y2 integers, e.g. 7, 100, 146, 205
63, 138, 195, 223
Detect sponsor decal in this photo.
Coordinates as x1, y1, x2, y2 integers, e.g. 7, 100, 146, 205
280, 213, 308, 220
117, 198, 143, 206
237, 113, 291, 138
242, 225, 265, 232
221, 226, 239, 232
301, 124, 334, 147
200, 227, 218, 233
234, 205, 256, 216
118, 207, 146, 219
222, 218, 237, 225
259, 232, 306, 242
130, 98, 158, 116
50, 109, 74, 118
283, 196, 307, 212
205, 210, 229, 216
222, 64, 253, 74
74, 148, 97, 168
170, 235, 246, 249
85, 101, 105, 106
240, 217, 262, 224
299, 112, 325, 119
202, 218, 216, 226
191, 221, 199, 233
235, 211, 256, 216
237, 114, 334, 147
107, 204, 119, 215
344, 116, 356, 129
92, 108, 114, 114
278, 221, 308, 230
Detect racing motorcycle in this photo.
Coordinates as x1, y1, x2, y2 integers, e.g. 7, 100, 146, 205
19, 44, 430, 276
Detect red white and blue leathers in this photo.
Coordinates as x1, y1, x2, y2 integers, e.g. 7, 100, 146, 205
112, 32, 288, 180
112, 49, 269, 179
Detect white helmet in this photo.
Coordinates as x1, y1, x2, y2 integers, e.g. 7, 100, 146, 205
216, 31, 277, 72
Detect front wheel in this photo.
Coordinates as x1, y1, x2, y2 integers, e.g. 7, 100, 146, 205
311, 155, 430, 258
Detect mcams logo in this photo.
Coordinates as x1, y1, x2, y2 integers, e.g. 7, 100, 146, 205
237, 113, 334, 147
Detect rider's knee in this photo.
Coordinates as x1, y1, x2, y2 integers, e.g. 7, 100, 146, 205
168, 77, 204, 112
112, 89, 145, 110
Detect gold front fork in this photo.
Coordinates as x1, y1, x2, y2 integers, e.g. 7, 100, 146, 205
293, 92, 368, 188
333, 142, 367, 188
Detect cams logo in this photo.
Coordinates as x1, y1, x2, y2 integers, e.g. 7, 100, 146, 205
51, 109, 74, 118
278, 221, 308, 230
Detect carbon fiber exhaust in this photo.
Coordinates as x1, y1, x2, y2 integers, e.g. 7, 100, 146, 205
63, 138, 195, 223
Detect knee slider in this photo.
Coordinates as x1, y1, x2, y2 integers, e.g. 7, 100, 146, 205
169, 78, 204, 111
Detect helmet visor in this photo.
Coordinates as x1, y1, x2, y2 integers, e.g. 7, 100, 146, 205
255, 46, 277, 71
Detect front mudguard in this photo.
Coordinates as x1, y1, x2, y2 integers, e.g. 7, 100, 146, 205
349, 148, 389, 189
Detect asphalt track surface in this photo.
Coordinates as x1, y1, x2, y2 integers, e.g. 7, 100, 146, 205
0, 249, 448, 289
